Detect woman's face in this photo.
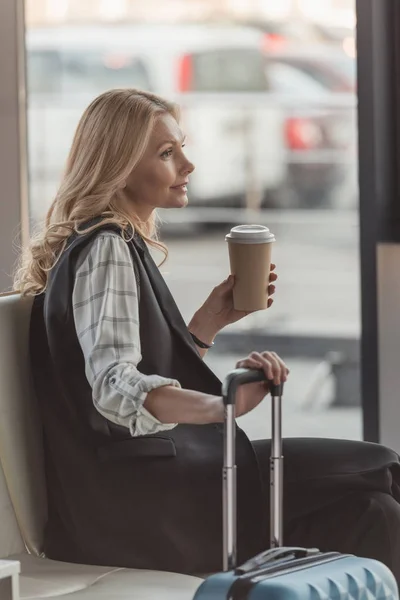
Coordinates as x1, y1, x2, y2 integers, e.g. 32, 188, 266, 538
123, 112, 195, 220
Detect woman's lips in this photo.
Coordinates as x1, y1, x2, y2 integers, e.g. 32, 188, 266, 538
171, 184, 188, 192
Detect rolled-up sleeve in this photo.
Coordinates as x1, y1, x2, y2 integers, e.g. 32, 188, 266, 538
72, 232, 178, 437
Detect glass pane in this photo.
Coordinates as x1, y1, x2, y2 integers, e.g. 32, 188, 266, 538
59, 51, 151, 93
25, 0, 360, 441
192, 49, 268, 92
26, 51, 62, 94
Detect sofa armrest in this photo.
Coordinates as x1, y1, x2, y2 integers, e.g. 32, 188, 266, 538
0, 560, 20, 600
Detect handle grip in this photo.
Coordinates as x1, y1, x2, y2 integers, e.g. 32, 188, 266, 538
222, 368, 284, 571
222, 368, 283, 405
235, 547, 320, 575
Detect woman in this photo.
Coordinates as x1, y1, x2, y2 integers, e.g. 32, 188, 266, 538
15, 89, 400, 579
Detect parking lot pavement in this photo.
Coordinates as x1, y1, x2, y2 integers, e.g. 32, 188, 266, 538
162, 209, 360, 339
205, 352, 362, 442
159, 209, 363, 441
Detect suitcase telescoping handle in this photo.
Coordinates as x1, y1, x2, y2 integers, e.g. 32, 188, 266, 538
222, 368, 284, 572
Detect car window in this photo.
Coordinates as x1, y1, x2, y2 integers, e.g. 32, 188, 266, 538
61, 51, 151, 93
192, 48, 268, 92
291, 57, 356, 91
267, 62, 328, 96
27, 50, 151, 95
330, 57, 356, 84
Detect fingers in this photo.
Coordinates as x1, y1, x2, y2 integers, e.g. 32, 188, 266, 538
236, 356, 263, 370
246, 351, 289, 384
268, 264, 277, 301
220, 274, 234, 290
236, 351, 289, 388
242, 351, 273, 381
263, 351, 290, 383
267, 270, 276, 309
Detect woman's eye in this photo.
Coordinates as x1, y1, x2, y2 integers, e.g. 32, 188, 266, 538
161, 148, 173, 159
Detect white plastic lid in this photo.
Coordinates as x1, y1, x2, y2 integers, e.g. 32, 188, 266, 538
225, 224, 276, 244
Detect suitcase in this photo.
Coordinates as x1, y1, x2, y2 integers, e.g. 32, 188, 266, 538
193, 368, 399, 600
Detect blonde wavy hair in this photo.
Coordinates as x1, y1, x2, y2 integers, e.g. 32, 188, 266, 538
14, 88, 179, 296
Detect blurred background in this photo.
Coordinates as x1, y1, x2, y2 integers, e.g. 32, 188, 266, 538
24, 0, 360, 441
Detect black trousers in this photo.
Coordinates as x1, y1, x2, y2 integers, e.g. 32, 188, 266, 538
252, 438, 400, 584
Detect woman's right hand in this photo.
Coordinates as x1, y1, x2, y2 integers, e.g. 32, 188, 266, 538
234, 351, 289, 418
144, 351, 288, 425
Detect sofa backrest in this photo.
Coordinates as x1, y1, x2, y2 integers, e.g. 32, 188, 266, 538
0, 456, 25, 557
0, 293, 47, 556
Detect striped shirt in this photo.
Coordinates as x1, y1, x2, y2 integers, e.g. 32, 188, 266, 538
72, 231, 179, 437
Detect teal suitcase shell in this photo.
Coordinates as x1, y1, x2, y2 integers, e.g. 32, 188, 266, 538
194, 549, 398, 599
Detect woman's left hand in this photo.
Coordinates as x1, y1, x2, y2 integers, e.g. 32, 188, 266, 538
196, 264, 277, 334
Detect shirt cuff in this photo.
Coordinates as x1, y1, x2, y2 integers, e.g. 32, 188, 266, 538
129, 378, 180, 437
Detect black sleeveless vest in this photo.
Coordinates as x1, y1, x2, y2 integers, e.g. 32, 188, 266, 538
30, 223, 264, 573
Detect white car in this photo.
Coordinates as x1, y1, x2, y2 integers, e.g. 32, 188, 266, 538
26, 24, 286, 222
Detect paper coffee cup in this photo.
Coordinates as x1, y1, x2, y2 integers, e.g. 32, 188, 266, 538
225, 224, 276, 312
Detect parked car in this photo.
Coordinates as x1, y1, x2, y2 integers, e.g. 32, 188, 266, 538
242, 19, 323, 50
264, 58, 356, 208
269, 46, 356, 93
26, 24, 287, 223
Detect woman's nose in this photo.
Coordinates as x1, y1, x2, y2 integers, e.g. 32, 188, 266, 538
183, 158, 195, 175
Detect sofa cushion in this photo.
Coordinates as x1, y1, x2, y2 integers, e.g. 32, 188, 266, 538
11, 553, 202, 600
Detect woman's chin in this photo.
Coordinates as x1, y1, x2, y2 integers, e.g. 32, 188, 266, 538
168, 194, 189, 209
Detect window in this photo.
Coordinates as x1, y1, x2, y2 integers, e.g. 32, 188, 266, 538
192, 49, 268, 93
27, 51, 62, 94
27, 49, 151, 96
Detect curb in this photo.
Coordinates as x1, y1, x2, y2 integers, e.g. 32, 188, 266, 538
216, 331, 360, 362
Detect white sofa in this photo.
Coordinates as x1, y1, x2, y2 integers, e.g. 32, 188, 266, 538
0, 292, 203, 599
